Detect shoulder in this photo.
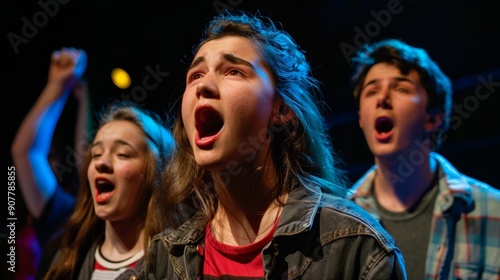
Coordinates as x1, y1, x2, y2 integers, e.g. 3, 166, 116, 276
435, 153, 500, 206
75, 242, 99, 280
466, 177, 500, 216
148, 230, 170, 253
346, 165, 376, 199
467, 176, 500, 197
148, 211, 207, 250
318, 195, 398, 251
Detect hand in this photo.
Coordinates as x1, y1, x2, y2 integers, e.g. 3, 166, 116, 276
47, 47, 87, 90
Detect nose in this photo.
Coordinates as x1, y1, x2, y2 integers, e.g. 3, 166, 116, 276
196, 73, 219, 99
94, 155, 112, 173
376, 88, 392, 109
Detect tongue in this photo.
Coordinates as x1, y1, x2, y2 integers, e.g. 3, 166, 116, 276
96, 191, 112, 203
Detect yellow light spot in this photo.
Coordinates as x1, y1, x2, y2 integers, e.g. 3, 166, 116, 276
111, 68, 131, 89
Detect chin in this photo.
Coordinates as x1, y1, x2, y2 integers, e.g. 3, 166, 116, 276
194, 152, 224, 169
372, 146, 399, 158
94, 211, 111, 221
197, 161, 225, 172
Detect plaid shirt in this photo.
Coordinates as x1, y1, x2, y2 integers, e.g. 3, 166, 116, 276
348, 153, 500, 279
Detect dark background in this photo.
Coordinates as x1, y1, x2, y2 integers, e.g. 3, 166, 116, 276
4, 0, 500, 216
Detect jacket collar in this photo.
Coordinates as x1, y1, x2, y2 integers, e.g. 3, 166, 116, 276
433, 153, 474, 214
164, 211, 207, 246
163, 184, 324, 246
348, 153, 474, 215
275, 184, 322, 236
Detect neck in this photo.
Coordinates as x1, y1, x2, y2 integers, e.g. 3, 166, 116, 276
210, 162, 285, 246
374, 151, 437, 212
101, 217, 145, 261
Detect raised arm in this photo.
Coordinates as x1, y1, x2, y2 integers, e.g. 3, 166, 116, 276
71, 78, 93, 179
11, 48, 87, 219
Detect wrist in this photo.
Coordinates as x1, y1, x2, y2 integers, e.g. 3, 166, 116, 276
46, 78, 74, 89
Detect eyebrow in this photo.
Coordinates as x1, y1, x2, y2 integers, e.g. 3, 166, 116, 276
91, 140, 135, 150
361, 77, 415, 91
222, 53, 255, 69
187, 53, 255, 72
188, 56, 205, 72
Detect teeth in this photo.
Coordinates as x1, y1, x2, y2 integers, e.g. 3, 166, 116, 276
95, 179, 114, 193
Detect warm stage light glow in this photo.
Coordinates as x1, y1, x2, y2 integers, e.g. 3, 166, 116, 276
111, 68, 131, 89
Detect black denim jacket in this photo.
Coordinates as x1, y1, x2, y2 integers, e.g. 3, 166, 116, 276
134, 185, 407, 280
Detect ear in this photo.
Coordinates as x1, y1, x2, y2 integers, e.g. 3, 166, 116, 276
272, 98, 294, 125
424, 111, 443, 132
358, 111, 363, 129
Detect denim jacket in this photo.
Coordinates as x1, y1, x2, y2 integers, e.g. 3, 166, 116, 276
136, 184, 407, 279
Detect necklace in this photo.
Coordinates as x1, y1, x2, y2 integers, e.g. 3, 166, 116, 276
96, 245, 144, 266
211, 205, 283, 245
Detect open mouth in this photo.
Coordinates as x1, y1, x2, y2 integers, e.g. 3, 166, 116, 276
96, 178, 115, 195
375, 117, 394, 134
195, 107, 223, 139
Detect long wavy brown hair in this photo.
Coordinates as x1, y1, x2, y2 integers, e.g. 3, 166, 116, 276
152, 10, 348, 232
44, 103, 174, 280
